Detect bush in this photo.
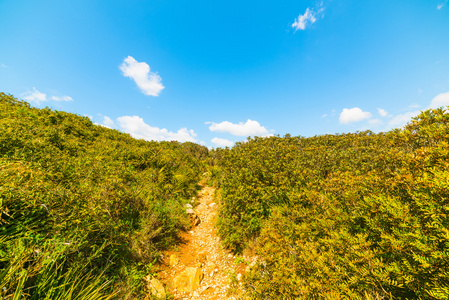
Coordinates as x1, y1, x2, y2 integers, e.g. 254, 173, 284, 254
0, 93, 207, 299
216, 108, 449, 299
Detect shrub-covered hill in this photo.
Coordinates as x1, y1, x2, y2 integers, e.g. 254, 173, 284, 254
215, 108, 449, 299
0, 93, 208, 299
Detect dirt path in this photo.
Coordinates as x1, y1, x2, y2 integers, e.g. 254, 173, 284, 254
157, 185, 244, 299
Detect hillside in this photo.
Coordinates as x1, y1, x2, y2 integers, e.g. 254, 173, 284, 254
2, 91, 449, 299
213, 108, 449, 299
0, 93, 208, 299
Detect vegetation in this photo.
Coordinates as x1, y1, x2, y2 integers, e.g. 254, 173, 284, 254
215, 108, 449, 299
2, 90, 449, 299
0, 93, 207, 299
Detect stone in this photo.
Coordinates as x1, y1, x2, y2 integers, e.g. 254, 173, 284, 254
186, 209, 201, 226
206, 261, 216, 271
185, 203, 193, 208
207, 212, 216, 223
237, 273, 242, 281
144, 276, 166, 299
202, 285, 211, 292
173, 267, 204, 293
209, 202, 217, 208
170, 254, 179, 267
198, 251, 207, 263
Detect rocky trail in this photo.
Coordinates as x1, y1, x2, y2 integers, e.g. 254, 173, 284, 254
147, 185, 251, 299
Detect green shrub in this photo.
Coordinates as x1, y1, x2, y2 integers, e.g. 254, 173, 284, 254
216, 108, 449, 299
0, 93, 207, 298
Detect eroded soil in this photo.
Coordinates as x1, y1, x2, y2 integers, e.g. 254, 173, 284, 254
157, 185, 246, 299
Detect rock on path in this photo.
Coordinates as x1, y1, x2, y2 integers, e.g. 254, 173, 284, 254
157, 186, 241, 300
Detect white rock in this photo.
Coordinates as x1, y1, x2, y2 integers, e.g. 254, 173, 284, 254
173, 267, 204, 293
145, 276, 166, 299
237, 273, 242, 281
202, 285, 210, 292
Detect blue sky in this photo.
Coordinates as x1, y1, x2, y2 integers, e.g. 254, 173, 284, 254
1, 0, 449, 147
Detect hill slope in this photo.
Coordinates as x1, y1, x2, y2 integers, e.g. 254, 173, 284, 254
213, 108, 449, 299
0, 93, 207, 299
3, 91, 449, 299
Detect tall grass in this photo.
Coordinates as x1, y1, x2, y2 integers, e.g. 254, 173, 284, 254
0, 93, 207, 298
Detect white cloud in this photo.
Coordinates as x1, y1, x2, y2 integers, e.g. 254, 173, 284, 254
321, 114, 328, 118
292, 8, 316, 30
365, 92, 449, 130
389, 110, 420, 127
119, 56, 164, 97
437, 0, 448, 9
211, 137, 234, 148
429, 91, 449, 109
292, 4, 325, 31
22, 88, 74, 105
102, 116, 115, 128
117, 115, 197, 143
377, 108, 388, 117
368, 119, 382, 126
51, 95, 73, 102
95, 116, 114, 128
339, 107, 372, 124
207, 119, 272, 136
408, 103, 421, 109
0, 64, 7, 68
22, 87, 47, 104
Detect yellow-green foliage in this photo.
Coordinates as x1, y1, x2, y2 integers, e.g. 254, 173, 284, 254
0, 93, 207, 299
217, 108, 449, 299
